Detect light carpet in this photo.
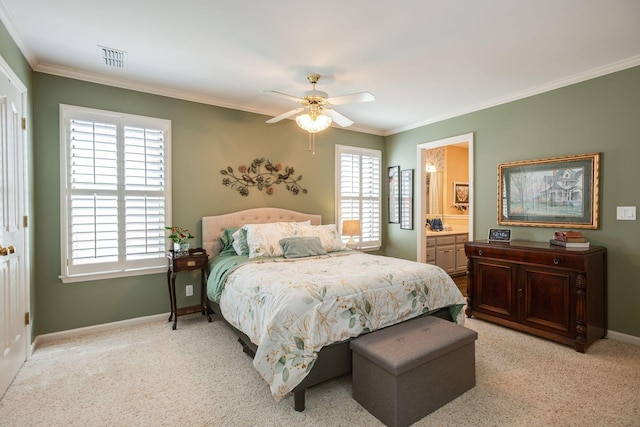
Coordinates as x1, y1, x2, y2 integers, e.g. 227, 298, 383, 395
1, 314, 639, 427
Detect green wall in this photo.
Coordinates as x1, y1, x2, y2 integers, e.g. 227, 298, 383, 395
385, 66, 640, 338
3, 17, 638, 339
32, 73, 383, 335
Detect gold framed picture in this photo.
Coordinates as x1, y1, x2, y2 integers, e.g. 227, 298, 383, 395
498, 152, 600, 229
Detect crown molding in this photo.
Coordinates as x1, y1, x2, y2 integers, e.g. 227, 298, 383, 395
6, 0, 636, 141
385, 55, 640, 136
0, 0, 38, 68
35, 63, 385, 136
26, 54, 640, 139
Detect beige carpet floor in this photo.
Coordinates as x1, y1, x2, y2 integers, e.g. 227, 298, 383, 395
1, 314, 639, 427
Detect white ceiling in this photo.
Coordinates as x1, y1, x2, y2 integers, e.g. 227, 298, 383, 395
2, 0, 639, 136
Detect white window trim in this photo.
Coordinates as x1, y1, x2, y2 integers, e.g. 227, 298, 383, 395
59, 104, 172, 283
335, 144, 382, 250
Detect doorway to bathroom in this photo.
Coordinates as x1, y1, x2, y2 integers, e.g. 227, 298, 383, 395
415, 133, 474, 293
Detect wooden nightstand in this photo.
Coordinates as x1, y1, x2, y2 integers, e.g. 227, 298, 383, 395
166, 248, 212, 330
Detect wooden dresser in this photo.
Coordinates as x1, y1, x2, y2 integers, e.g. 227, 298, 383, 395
464, 240, 607, 352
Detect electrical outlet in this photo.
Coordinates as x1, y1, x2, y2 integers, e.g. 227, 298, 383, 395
185, 284, 193, 297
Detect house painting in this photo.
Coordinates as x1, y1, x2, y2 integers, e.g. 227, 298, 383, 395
542, 168, 584, 211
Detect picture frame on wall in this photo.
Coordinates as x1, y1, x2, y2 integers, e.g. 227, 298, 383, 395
388, 166, 400, 223
453, 182, 469, 208
498, 152, 600, 229
400, 169, 414, 230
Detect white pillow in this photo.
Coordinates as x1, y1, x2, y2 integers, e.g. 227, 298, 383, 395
300, 224, 347, 252
243, 221, 310, 258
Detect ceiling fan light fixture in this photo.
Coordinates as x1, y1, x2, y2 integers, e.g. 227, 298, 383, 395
296, 113, 332, 133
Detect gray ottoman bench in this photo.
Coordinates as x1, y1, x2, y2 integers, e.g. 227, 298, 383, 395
350, 315, 478, 427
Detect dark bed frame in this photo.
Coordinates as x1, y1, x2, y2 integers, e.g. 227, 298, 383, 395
208, 300, 453, 411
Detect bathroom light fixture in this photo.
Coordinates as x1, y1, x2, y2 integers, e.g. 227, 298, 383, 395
425, 162, 438, 173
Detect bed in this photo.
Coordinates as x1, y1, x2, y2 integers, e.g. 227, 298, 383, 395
202, 208, 467, 411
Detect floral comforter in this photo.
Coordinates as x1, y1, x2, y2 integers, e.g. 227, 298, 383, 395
207, 251, 466, 401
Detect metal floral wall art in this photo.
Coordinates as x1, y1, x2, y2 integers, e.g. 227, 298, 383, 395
220, 157, 308, 197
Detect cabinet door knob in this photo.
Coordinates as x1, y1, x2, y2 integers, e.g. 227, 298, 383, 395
553, 258, 560, 265
478, 249, 483, 256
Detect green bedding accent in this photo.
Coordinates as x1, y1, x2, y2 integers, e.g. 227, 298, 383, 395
218, 227, 240, 256
207, 254, 253, 303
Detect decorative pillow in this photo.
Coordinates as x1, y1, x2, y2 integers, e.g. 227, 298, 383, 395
244, 221, 310, 258
218, 227, 239, 256
300, 224, 347, 252
280, 237, 327, 259
231, 228, 249, 256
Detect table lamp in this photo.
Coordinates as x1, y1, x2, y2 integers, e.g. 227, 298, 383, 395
342, 220, 361, 249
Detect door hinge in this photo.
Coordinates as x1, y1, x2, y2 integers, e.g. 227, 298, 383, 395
22, 117, 26, 130
25, 312, 30, 325
23, 215, 28, 228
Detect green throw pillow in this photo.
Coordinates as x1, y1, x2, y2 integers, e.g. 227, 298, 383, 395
280, 236, 327, 259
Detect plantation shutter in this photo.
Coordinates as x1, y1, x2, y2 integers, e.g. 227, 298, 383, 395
124, 126, 167, 261
336, 145, 381, 249
61, 105, 170, 282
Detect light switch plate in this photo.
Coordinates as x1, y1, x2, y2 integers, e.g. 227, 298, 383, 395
616, 206, 636, 220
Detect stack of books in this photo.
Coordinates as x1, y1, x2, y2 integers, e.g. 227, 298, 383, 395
550, 231, 590, 248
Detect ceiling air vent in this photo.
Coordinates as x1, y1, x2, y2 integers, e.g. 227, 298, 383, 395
99, 46, 127, 69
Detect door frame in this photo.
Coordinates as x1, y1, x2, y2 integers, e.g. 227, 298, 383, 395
416, 133, 474, 262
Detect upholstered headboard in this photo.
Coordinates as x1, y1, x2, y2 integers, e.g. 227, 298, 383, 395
202, 208, 322, 258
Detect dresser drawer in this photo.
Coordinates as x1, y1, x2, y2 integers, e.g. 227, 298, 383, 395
435, 236, 456, 246
173, 256, 208, 270
464, 243, 588, 271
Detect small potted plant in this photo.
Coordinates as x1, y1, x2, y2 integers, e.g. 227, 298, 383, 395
165, 226, 194, 257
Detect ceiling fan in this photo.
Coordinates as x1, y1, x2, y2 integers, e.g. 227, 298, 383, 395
263, 74, 375, 131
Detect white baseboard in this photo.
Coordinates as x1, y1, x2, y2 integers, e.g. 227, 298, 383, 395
31, 312, 170, 353
29, 313, 639, 355
607, 330, 640, 347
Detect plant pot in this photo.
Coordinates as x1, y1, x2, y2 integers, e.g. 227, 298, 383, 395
173, 242, 190, 257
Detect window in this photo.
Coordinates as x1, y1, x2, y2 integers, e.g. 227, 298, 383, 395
335, 145, 381, 249
59, 105, 171, 283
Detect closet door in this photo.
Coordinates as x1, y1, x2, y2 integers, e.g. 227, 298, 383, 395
0, 64, 29, 397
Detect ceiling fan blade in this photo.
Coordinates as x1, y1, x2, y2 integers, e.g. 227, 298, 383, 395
265, 107, 304, 124
323, 109, 354, 127
326, 91, 375, 105
262, 90, 305, 104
